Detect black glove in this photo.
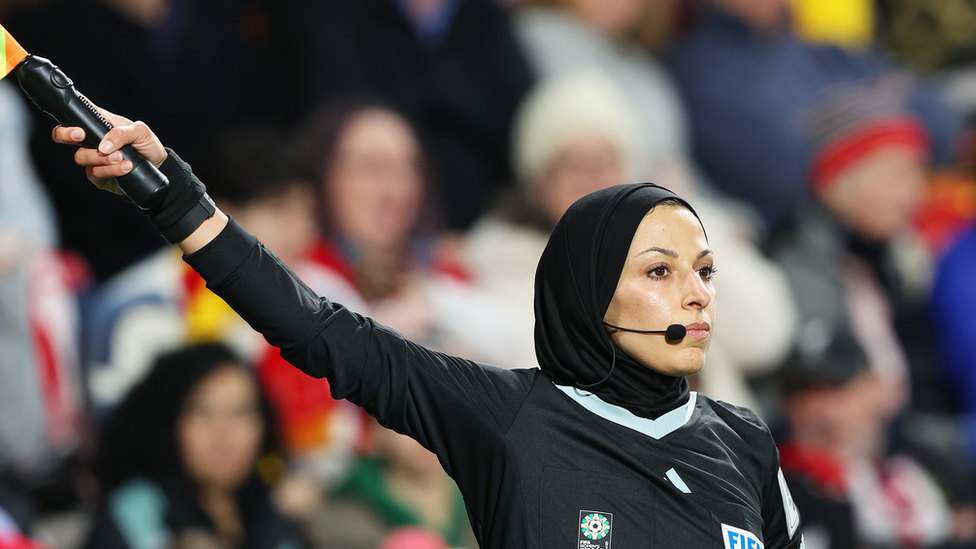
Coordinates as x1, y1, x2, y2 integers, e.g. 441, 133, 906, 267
146, 148, 216, 244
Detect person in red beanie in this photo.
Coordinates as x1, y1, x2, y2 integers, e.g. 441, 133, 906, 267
767, 77, 976, 546
769, 77, 944, 419
806, 79, 931, 245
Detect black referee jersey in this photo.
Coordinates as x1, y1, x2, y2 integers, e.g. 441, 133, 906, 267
186, 219, 804, 549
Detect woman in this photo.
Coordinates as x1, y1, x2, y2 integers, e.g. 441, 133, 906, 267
294, 98, 520, 366
514, 0, 690, 185
466, 68, 797, 411
56, 112, 802, 548
464, 68, 641, 370
83, 343, 303, 549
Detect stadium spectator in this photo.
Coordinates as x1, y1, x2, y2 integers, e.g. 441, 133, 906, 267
84, 127, 364, 491
0, 81, 57, 248
778, 330, 976, 549
83, 343, 303, 549
667, 0, 960, 234
514, 0, 693, 186
284, 0, 533, 230
193, 129, 368, 493
84, 127, 320, 408
767, 76, 950, 418
463, 69, 641, 370
296, 97, 521, 367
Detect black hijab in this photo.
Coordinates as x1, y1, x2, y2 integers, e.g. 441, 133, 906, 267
534, 183, 704, 419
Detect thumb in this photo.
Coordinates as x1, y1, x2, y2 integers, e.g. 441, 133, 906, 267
97, 120, 167, 168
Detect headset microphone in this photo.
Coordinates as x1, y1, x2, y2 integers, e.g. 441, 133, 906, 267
577, 323, 687, 390
602, 323, 687, 340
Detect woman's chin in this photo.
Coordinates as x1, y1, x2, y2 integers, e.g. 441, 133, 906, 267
642, 350, 706, 377
672, 363, 705, 378
644, 362, 704, 378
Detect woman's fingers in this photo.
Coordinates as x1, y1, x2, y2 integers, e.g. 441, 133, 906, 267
85, 167, 123, 194
89, 160, 133, 180
97, 120, 167, 167
52, 101, 165, 167
74, 147, 124, 167
52, 125, 85, 145
49, 99, 166, 194
69, 134, 131, 193
50, 103, 133, 148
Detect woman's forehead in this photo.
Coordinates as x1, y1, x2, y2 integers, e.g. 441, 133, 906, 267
629, 206, 707, 250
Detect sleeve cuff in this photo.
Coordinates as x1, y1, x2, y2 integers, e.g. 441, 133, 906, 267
182, 216, 259, 287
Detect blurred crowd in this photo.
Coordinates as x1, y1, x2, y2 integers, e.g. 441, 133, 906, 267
2, 0, 976, 548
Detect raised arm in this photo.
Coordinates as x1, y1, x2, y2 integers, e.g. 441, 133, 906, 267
52, 115, 534, 467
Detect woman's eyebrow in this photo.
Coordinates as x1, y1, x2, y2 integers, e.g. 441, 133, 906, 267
637, 246, 677, 258
636, 247, 714, 259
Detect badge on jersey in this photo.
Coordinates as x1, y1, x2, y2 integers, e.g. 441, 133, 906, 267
722, 523, 764, 549
578, 510, 613, 549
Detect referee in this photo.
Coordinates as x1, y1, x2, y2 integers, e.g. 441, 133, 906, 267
55, 110, 803, 549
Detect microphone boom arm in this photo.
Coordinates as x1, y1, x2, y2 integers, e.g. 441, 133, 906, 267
602, 322, 687, 340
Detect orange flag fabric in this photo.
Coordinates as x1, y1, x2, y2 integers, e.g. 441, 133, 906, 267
1, 24, 28, 80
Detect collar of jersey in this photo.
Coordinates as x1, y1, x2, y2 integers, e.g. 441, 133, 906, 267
554, 384, 698, 440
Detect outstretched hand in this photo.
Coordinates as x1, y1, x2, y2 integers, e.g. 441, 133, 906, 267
49, 103, 227, 253
50, 105, 167, 195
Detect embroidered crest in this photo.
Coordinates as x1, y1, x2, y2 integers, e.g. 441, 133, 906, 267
578, 510, 613, 549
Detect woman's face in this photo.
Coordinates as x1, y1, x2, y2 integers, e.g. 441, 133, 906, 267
177, 365, 264, 492
326, 109, 425, 251
786, 371, 887, 461
603, 205, 716, 376
535, 134, 626, 224
819, 146, 926, 243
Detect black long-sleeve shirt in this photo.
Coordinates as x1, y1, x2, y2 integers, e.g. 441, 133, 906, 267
185, 219, 803, 549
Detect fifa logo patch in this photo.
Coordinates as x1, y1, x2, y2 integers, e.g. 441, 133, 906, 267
722, 523, 763, 549
578, 510, 612, 549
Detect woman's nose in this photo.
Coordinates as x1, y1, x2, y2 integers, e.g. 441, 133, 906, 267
682, 271, 712, 310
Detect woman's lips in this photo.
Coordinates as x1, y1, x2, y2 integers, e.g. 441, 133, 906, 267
685, 322, 710, 340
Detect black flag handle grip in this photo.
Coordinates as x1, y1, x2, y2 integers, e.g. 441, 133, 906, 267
15, 54, 168, 209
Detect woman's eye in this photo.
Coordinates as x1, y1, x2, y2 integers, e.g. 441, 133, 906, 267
698, 265, 717, 280
647, 265, 669, 278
